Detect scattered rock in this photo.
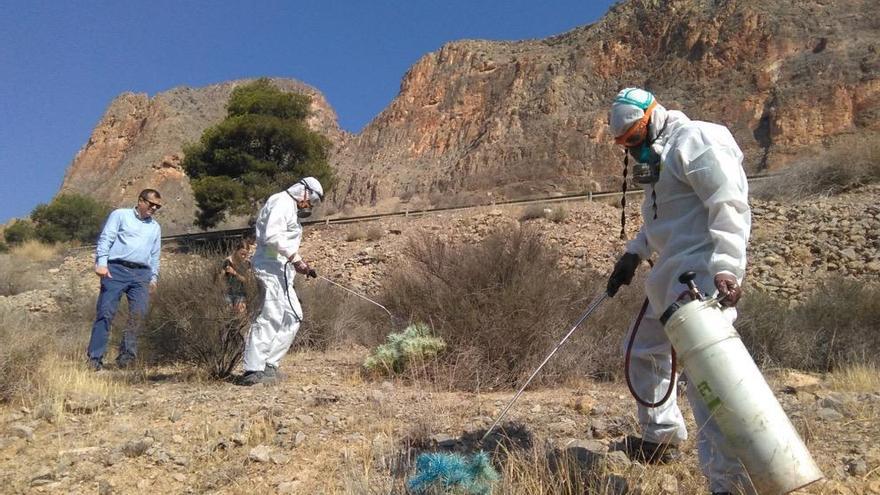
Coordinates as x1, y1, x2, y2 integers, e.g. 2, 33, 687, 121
277, 480, 302, 493
97, 479, 113, 495
8, 424, 34, 440
658, 473, 679, 493
430, 433, 458, 448
294, 431, 306, 447
30, 468, 55, 487
817, 407, 845, 422
122, 437, 154, 458
248, 445, 272, 463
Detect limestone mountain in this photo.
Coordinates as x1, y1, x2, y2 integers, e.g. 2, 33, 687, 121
59, 0, 879, 232
333, 0, 879, 208
58, 79, 347, 235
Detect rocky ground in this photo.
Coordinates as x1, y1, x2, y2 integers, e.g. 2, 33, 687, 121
1, 184, 879, 493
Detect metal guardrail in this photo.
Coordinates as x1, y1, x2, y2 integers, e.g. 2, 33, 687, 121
80, 173, 778, 249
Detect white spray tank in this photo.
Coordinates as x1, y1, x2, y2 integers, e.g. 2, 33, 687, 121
660, 272, 823, 495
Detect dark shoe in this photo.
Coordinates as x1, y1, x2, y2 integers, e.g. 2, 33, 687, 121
87, 358, 103, 371
236, 370, 275, 386
264, 364, 284, 381
115, 355, 136, 369
619, 435, 680, 464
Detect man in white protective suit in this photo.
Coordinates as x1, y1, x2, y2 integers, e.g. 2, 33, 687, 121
238, 177, 323, 386
605, 88, 752, 495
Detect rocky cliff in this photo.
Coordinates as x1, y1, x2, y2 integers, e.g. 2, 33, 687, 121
333, 0, 880, 208
59, 79, 346, 234
59, 0, 879, 230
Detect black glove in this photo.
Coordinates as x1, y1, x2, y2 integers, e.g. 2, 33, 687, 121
607, 252, 641, 297
293, 260, 317, 278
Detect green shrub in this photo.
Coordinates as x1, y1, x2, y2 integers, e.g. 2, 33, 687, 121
363, 323, 446, 375
183, 78, 334, 229
4, 219, 35, 245
30, 194, 111, 244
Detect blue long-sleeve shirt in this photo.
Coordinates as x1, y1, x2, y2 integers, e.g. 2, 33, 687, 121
95, 208, 162, 283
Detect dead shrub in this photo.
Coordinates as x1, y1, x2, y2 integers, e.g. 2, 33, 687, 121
519, 204, 547, 221
0, 255, 40, 296
738, 277, 880, 371
547, 206, 568, 224
366, 225, 385, 241
345, 226, 366, 242
380, 226, 627, 390
0, 308, 45, 402
8, 239, 61, 262
294, 279, 385, 350
143, 260, 254, 378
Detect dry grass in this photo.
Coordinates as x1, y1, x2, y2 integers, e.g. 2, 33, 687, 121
8, 239, 61, 262
519, 204, 568, 224
346, 226, 367, 242
295, 279, 385, 350
753, 133, 880, 201
378, 226, 636, 390
0, 309, 44, 402
30, 357, 123, 421
144, 259, 252, 378
738, 277, 880, 371
365, 225, 385, 241
827, 363, 880, 392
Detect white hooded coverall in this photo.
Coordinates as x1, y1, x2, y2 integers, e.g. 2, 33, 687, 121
242, 185, 307, 372
623, 109, 752, 493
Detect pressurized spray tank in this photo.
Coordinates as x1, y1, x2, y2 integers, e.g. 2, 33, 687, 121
660, 272, 823, 495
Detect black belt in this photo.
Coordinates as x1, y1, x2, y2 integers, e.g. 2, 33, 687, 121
108, 259, 149, 270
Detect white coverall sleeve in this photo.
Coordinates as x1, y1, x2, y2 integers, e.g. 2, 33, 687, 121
625, 228, 654, 260
263, 198, 302, 260
682, 143, 751, 279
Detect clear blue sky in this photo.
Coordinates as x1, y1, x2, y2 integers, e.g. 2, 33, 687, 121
0, 0, 616, 224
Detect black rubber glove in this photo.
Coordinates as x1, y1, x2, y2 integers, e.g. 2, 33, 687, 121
293, 260, 317, 278
607, 252, 641, 297
714, 273, 742, 307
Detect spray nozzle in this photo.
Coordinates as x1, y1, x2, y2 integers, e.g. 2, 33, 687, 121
678, 271, 703, 301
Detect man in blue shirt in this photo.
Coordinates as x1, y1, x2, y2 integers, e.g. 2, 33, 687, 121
87, 189, 162, 370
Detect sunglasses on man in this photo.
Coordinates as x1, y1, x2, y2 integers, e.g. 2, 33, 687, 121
140, 197, 162, 210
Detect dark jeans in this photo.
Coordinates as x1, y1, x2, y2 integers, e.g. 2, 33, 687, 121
87, 263, 151, 363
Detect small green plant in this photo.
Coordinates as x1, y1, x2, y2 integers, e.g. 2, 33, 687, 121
30, 193, 111, 244
363, 323, 446, 375
3, 219, 35, 245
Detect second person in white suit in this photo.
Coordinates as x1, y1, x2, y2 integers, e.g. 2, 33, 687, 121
239, 177, 323, 386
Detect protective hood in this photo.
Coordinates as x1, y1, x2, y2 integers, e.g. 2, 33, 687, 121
286, 177, 324, 204
609, 87, 670, 149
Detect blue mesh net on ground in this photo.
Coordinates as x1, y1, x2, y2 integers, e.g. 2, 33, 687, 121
407, 451, 499, 494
